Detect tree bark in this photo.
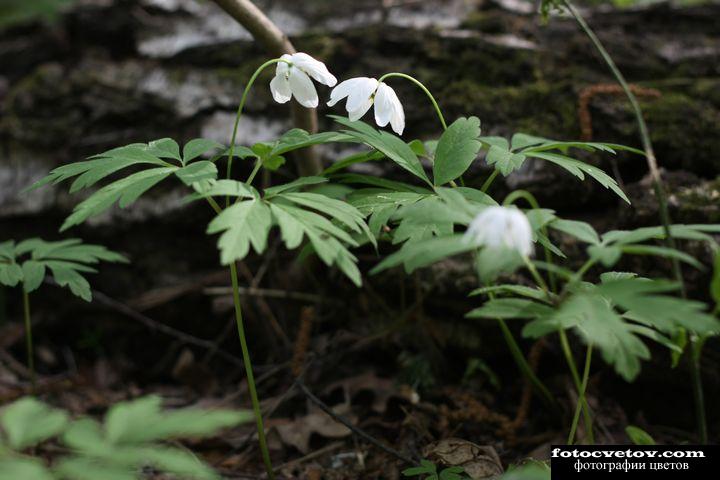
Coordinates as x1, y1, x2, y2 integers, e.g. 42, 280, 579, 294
210, 0, 321, 175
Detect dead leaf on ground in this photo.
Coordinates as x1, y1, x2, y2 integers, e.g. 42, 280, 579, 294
423, 438, 503, 479
270, 404, 356, 454
322, 372, 417, 414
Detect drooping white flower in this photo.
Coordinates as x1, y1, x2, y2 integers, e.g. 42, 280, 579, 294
327, 77, 405, 135
269, 53, 337, 108
464, 206, 534, 256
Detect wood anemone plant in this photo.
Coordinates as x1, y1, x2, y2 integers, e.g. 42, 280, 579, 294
0, 238, 126, 387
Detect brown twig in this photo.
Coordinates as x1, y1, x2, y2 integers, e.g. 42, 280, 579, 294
577, 83, 661, 142
294, 378, 416, 465
291, 307, 314, 377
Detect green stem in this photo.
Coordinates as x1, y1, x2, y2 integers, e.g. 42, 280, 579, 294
480, 170, 499, 193
225, 58, 290, 203
246, 159, 264, 186
378, 72, 448, 130
559, 329, 594, 444
690, 335, 708, 444
503, 190, 557, 293
494, 308, 556, 409
561, 0, 702, 441
22, 290, 35, 389
568, 344, 593, 445
230, 262, 275, 479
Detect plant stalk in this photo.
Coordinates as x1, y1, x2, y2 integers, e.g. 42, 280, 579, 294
378, 72, 448, 130
230, 262, 275, 479
568, 343, 593, 444
22, 290, 35, 389
690, 336, 708, 444
225, 58, 289, 203
559, 329, 594, 444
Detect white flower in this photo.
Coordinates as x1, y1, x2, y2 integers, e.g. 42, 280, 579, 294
327, 77, 405, 135
464, 206, 534, 256
269, 52, 337, 108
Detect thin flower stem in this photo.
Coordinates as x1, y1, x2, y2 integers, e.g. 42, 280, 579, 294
491, 294, 557, 409
523, 256, 549, 295
246, 158, 264, 185
225, 58, 290, 204
568, 344, 593, 445
503, 190, 557, 293
378, 72, 448, 130
690, 336, 708, 443
559, 329, 595, 444
22, 290, 35, 389
561, 0, 704, 441
480, 170, 499, 193
230, 261, 275, 479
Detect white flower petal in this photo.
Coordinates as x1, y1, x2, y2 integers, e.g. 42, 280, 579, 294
287, 69, 318, 108
373, 83, 394, 127
328, 77, 367, 107
464, 206, 533, 256
348, 97, 374, 121
290, 52, 337, 87
269, 74, 291, 104
345, 77, 379, 114
276, 54, 292, 76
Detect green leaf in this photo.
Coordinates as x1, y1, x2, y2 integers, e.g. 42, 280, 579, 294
711, 250, 720, 307
1, 397, 68, 450
264, 176, 328, 196
0, 458, 54, 480
588, 245, 622, 267
433, 116, 482, 185
146, 138, 181, 161
469, 285, 550, 303
486, 145, 526, 176
61, 167, 175, 231
332, 116, 431, 185
524, 293, 650, 381
550, 219, 600, 245
21, 260, 46, 293
182, 139, 224, 163
208, 199, 272, 265
620, 244, 704, 269
625, 425, 656, 445
467, 298, 553, 319
54, 457, 136, 480
0, 262, 23, 287
174, 161, 218, 186
371, 235, 476, 274
525, 151, 629, 203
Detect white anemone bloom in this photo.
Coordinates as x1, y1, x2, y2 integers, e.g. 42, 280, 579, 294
327, 77, 405, 135
465, 206, 534, 256
269, 53, 337, 108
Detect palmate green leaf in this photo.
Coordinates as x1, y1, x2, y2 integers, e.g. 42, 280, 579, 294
0, 458, 54, 480
208, 199, 272, 265
332, 116, 432, 185
54, 457, 136, 480
588, 244, 623, 267
433, 116, 482, 185
523, 292, 650, 381
469, 284, 551, 303
467, 298, 554, 319
549, 219, 600, 245
105, 396, 250, 444
322, 150, 384, 175
0, 238, 125, 298
596, 279, 720, 335
198, 180, 366, 285
371, 234, 475, 274
1, 397, 69, 450
603, 224, 720, 245
28, 139, 222, 230
0, 262, 23, 287
182, 138, 224, 164
486, 145, 526, 176
525, 151, 629, 203
347, 189, 428, 237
